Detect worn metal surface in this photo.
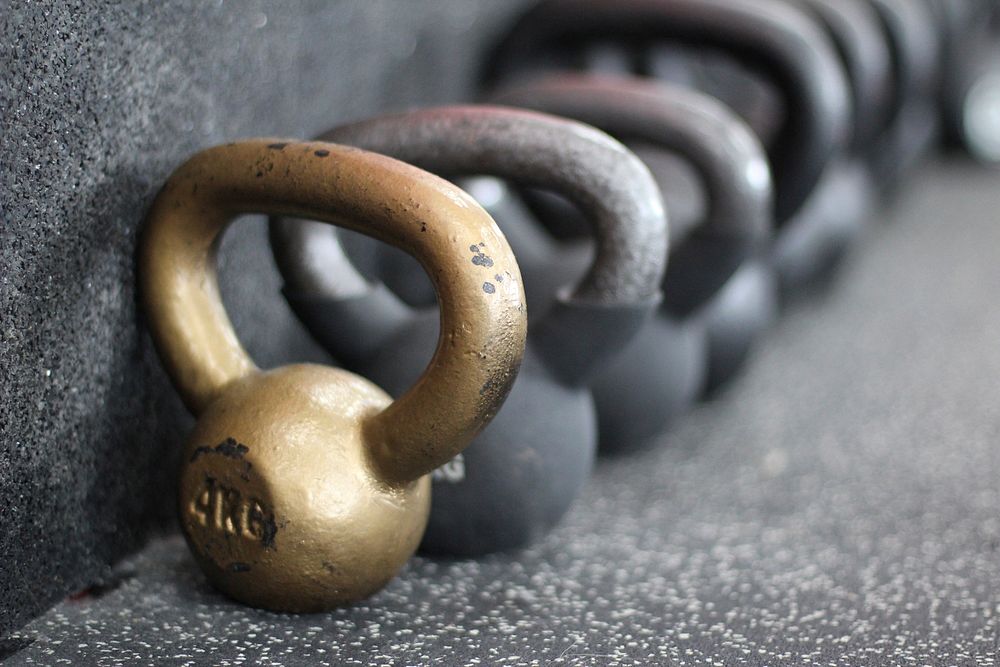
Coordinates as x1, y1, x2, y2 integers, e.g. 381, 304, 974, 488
0, 0, 532, 635
768, 0, 893, 293
140, 140, 526, 610
4, 158, 999, 665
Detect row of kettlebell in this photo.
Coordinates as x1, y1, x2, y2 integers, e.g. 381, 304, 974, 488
267, 0, 1000, 560
140, 0, 998, 613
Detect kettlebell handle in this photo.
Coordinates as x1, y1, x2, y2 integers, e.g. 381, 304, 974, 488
141, 140, 527, 483
801, 0, 894, 151
491, 74, 773, 317
484, 0, 850, 225
272, 107, 669, 384
314, 106, 666, 305
867, 0, 942, 118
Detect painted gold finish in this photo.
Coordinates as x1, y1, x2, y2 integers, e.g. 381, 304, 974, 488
140, 140, 527, 611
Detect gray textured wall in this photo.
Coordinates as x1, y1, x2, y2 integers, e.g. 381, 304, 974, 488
0, 0, 531, 636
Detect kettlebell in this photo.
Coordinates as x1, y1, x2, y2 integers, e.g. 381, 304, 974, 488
930, 0, 1000, 165
349, 178, 597, 315
765, 0, 894, 291
270, 108, 668, 555
865, 0, 942, 194
456, 176, 598, 317
492, 75, 774, 444
140, 140, 527, 610
952, 35, 1000, 166
798, 0, 894, 155
485, 0, 851, 295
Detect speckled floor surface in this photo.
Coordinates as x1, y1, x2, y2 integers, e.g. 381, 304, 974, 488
4, 159, 1000, 665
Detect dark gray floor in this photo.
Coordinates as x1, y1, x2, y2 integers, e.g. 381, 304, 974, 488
5, 159, 999, 665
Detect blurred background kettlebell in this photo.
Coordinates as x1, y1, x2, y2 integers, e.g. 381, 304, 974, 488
864, 0, 942, 194
485, 0, 854, 298
930, 0, 1000, 166
492, 75, 774, 448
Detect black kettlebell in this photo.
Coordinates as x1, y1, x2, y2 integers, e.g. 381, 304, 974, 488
865, 0, 942, 194
493, 74, 774, 447
951, 33, 1000, 166
764, 0, 894, 290
798, 0, 895, 154
638, 1, 860, 294
485, 0, 851, 296
270, 106, 668, 556
929, 0, 1000, 165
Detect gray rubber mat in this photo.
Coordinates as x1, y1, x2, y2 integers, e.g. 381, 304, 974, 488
4, 159, 999, 665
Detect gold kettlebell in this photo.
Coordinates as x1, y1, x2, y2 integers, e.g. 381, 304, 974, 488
140, 140, 527, 612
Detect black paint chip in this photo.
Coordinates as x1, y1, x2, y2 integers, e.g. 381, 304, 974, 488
190, 438, 250, 463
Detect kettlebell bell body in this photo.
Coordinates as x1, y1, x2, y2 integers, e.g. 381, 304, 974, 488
930, 0, 1000, 165
179, 365, 421, 609
270, 108, 668, 555
141, 140, 527, 610
952, 41, 1000, 166
350, 177, 598, 313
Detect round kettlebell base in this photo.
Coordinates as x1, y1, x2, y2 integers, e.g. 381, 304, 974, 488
419, 350, 598, 558
592, 316, 707, 456
178, 364, 431, 612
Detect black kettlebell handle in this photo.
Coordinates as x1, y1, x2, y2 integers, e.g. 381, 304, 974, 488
868, 0, 941, 122
271, 106, 669, 384
492, 74, 773, 317
799, 0, 894, 151
484, 0, 849, 226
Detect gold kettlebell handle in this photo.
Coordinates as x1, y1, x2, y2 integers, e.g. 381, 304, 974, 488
141, 140, 527, 484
